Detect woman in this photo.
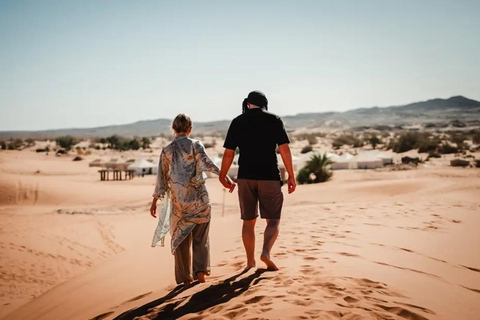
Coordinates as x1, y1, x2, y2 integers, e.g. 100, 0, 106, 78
150, 113, 235, 286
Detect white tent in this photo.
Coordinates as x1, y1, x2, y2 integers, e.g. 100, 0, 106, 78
331, 153, 354, 170
361, 150, 393, 165
349, 153, 384, 169
105, 158, 129, 170
127, 159, 158, 176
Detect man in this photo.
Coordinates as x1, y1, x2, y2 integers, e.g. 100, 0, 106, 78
219, 90, 296, 271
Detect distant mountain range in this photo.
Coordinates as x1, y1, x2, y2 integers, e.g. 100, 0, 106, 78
1, 96, 479, 139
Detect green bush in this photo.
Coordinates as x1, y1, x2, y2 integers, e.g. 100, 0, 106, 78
300, 145, 313, 154
55, 136, 77, 151
299, 153, 333, 184
363, 133, 382, 149
141, 137, 151, 149
438, 142, 458, 154
388, 132, 439, 153
128, 139, 141, 150
473, 132, 480, 145
307, 135, 317, 145
296, 168, 311, 184
332, 134, 362, 149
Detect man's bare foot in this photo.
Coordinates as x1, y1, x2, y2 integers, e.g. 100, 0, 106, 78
260, 255, 279, 271
244, 259, 256, 271
197, 272, 205, 283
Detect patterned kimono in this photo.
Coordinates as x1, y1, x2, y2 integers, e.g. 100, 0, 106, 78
151, 135, 220, 254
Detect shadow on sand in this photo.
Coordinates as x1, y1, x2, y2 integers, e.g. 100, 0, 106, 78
113, 269, 268, 320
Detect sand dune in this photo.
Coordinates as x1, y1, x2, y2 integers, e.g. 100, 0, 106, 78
1, 149, 480, 319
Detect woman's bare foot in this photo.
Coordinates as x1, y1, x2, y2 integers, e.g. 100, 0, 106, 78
260, 254, 279, 271
183, 276, 194, 286
197, 272, 206, 283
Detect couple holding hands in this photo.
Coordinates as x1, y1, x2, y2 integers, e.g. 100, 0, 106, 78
150, 91, 296, 286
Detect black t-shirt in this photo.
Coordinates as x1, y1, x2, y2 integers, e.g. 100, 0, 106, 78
223, 108, 290, 180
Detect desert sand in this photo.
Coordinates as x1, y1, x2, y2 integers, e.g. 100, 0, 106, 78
1, 145, 479, 320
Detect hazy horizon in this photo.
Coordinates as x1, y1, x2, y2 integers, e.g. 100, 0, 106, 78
1, 0, 479, 131
0, 94, 477, 133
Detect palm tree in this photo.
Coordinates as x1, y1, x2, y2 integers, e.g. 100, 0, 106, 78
305, 152, 333, 183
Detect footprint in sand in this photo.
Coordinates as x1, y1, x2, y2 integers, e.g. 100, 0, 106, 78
460, 265, 480, 273
121, 291, 152, 304
303, 256, 318, 261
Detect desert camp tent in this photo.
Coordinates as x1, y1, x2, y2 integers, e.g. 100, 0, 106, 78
331, 153, 354, 170
349, 153, 384, 169
105, 158, 129, 170
89, 159, 106, 168
361, 150, 393, 165
128, 159, 158, 176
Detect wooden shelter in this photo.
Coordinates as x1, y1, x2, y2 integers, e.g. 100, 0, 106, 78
98, 169, 135, 181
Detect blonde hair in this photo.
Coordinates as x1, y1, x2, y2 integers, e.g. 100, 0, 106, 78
172, 113, 192, 133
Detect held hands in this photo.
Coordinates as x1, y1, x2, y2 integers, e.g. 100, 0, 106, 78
219, 175, 236, 193
150, 199, 157, 218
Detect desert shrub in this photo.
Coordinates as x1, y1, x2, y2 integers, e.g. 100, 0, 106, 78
104, 135, 145, 151
332, 134, 362, 149
304, 153, 333, 183
7, 138, 25, 150
450, 120, 466, 128
417, 137, 440, 153
427, 152, 441, 159
388, 132, 438, 153
300, 145, 313, 154
56, 136, 77, 151
203, 142, 215, 148
307, 135, 317, 145
141, 137, 151, 149
380, 131, 391, 138
0, 141, 6, 150
363, 133, 382, 149
73, 156, 83, 161
390, 132, 419, 153
106, 135, 123, 149
25, 138, 35, 146
128, 139, 141, 150
296, 168, 311, 184
438, 142, 458, 154
472, 131, 480, 144
449, 133, 468, 146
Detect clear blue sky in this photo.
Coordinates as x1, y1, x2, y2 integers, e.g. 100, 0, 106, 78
1, 0, 479, 131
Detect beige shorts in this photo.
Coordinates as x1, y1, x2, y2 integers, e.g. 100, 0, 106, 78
237, 179, 283, 220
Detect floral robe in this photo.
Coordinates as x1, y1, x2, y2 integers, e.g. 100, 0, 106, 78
151, 135, 220, 254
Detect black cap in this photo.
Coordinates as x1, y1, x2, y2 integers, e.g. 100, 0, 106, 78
247, 90, 268, 108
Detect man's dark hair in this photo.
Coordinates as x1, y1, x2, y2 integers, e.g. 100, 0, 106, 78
242, 90, 269, 114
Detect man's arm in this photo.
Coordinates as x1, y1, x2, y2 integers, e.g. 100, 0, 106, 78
219, 149, 236, 192
278, 143, 296, 194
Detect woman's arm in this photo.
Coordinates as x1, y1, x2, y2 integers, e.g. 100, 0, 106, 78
152, 150, 168, 199
194, 141, 220, 175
